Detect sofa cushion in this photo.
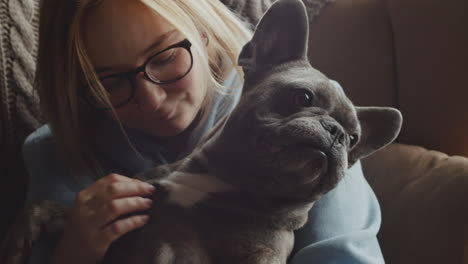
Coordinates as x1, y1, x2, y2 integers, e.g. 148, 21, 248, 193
362, 143, 468, 264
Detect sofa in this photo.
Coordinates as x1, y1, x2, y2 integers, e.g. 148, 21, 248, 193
1, 0, 467, 263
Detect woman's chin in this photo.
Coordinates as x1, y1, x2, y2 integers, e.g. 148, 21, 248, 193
144, 112, 193, 138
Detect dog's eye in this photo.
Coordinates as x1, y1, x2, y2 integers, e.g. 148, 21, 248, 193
349, 134, 359, 147
292, 90, 314, 107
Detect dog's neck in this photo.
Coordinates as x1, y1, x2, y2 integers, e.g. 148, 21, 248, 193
159, 170, 235, 208
157, 154, 314, 230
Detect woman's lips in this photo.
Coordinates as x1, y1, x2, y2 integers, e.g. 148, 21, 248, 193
149, 104, 178, 121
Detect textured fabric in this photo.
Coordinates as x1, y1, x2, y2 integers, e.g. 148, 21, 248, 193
362, 143, 468, 264
0, 0, 42, 239
290, 162, 385, 264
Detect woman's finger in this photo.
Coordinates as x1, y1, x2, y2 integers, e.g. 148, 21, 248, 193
101, 180, 156, 200
100, 173, 136, 184
79, 174, 156, 209
96, 196, 153, 227
74, 173, 134, 206
102, 214, 150, 245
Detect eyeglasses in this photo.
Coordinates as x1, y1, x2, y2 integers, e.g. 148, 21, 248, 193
82, 39, 193, 109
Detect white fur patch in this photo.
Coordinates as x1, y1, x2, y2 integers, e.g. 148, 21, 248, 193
160, 172, 234, 208
154, 243, 175, 264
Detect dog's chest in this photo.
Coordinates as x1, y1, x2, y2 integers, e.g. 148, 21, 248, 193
104, 186, 295, 264
157, 171, 235, 208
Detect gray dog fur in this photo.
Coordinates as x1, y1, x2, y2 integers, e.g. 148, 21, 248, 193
1, 0, 402, 263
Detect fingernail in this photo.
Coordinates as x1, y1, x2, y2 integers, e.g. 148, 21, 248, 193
144, 198, 153, 206
146, 184, 156, 192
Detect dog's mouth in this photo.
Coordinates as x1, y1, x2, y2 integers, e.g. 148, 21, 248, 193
259, 133, 328, 163
257, 134, 329, 186
258, 134, 325, 155
261, 140, 319, 154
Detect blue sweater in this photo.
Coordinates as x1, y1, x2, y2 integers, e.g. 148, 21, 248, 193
23, 70, 384, 263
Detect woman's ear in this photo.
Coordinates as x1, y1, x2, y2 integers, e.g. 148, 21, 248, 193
201, 32, 209, 46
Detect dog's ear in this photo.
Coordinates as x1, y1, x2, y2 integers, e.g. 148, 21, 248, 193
238, 0, 309, 77
348, 107, 403, 167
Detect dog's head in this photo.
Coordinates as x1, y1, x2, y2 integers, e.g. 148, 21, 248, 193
205, 0, 402, 202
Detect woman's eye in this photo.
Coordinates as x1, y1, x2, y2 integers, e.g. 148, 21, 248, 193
153, 49, 177, 66
349, 134, 359, 147
292, 89, 314, 107
101, 75, 128, 94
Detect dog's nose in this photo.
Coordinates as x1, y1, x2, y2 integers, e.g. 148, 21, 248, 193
320, 120, 338, 135
320, 120, 345, 145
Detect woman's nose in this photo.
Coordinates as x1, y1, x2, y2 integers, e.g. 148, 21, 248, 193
132, 72, 166, 112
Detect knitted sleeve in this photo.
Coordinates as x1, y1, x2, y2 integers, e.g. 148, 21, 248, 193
0, 0, 42, 240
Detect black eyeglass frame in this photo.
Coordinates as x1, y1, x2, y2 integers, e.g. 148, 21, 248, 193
81, 38, 193, 110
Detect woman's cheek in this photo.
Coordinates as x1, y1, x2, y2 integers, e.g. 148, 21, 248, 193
102, 100, 142, 124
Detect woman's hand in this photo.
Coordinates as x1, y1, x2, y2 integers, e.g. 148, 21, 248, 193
52, 173, 156, 264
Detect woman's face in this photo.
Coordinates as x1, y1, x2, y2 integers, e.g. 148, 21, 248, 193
83, 0, 207, 138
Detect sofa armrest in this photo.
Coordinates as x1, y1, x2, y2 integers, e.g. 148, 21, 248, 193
361, 143, 468, 264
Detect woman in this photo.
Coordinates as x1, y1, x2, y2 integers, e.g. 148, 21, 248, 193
24, 0, 385, 263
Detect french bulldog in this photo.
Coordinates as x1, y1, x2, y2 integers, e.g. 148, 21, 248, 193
1, 0, 402, 263
103, 0, 402, 263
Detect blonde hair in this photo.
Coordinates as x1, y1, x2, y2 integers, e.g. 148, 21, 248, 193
35, 0, 253, 178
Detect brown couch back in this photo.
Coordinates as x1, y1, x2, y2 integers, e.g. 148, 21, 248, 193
307, 0, 468, 157
363, 143, 468, 264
